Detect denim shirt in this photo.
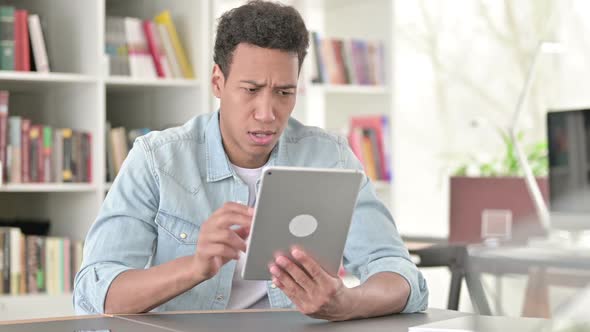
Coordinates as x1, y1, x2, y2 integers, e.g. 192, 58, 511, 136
73, 111, 428, 314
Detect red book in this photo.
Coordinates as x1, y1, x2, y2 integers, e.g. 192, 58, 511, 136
14, 10, 30, 71
143, 20, 165, 78
21, 119, 30, 183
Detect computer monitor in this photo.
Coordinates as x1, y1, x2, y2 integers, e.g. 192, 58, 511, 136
546, 109, 590, 230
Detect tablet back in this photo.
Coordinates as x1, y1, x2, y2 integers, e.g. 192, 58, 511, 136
242, 166, 363, 280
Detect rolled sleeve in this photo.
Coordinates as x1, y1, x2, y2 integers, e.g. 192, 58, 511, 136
361, 256, 429, 313
73, 138, 159, 314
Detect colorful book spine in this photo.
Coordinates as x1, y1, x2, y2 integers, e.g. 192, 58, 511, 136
8, 116, 21, 183
21, 118, 30, 183
156, 23, 181, 78
154, 10, 194, 79
61, 128, 73, 182
143, 20, 166, 78
0, 6, 15, 70
42, 126, 52, 182
28, 124, 41, 182
28, 14, 50, 73
14, 9, 29, 72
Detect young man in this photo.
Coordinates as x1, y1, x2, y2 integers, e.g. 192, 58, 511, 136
74, 1, 428, 321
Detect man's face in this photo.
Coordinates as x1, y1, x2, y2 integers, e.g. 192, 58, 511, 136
212, 43, 299, 169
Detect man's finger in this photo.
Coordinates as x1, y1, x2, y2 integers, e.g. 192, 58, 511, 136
269, 263, 305, 301
291, 247, 333, 283
275, 255, 316, 292
209, 229, 247, 252
216, 211, 252, 229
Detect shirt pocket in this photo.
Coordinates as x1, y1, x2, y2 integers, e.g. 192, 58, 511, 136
154, 210, 201, 261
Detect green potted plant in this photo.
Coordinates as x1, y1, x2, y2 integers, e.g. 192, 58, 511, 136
449, 130, 549, 244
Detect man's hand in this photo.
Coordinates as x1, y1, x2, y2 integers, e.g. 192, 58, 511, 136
192, 202, 253, 280
268, 247, 359, 321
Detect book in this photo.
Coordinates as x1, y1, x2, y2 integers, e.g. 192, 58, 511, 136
28, 124, 42, 182
8, 116, 21, 183
309, 32, 324, 83
360, 129, 378, 181
105, 122, 114, 182
42, 126, 52, 182
156, 23, 182, 78
105, 16, 130, 76
52, 129, 63, 183
0, 90, 8, 182
349, 115, 391, 181
110, 127, 128, 177
0, 6, 15, 70
154, 10, 194, 79
28, 14, 50, 73
9, 228, 21, 295
21, 119, 30, 182
61, 128, 73, 182
124, 17, 156, 78
14, 9, 30, 72
143, 20, 171, 78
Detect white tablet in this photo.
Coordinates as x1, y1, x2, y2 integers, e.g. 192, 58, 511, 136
242, 166, 363, 280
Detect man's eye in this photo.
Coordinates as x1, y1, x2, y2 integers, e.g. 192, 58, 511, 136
244, 88, 258, 93
277, 90, 293, 96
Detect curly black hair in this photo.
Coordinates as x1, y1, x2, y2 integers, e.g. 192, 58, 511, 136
213, 0, 309, 78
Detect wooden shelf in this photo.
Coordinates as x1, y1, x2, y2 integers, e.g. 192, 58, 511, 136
0, 183, 97, 193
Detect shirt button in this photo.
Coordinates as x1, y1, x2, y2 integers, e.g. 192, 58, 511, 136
216, 295, 224, 301
180, 233, 187, 239
271, 283, 277, 289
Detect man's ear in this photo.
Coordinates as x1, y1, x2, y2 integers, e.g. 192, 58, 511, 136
211, 64, 225, 98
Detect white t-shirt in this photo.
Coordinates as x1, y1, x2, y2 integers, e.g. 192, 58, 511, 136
226, 163, 269, 309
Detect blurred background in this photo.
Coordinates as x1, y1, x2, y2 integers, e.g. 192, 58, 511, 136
0, 0, 588, 324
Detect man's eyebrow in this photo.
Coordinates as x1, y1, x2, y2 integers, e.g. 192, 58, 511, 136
240, 80, 266, 88
274, 84, 297, 89
239, 80, 296, 90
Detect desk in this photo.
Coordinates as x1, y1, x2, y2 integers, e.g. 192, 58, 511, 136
0, 308, 468, 332
468, 245, 590, 317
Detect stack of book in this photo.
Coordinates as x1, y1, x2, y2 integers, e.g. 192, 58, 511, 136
106, 123, 151, 182
0, 91, 93, 184
309, 32, 385, 86
0, 226, 83, 295
348, 115, 391, 182
0, 5, 50, 72
105, 10, 194, 79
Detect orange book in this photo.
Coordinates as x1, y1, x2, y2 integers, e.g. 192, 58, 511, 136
361, 132, 377, 181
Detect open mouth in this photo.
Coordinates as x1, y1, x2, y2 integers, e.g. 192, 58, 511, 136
248, 130, 276, 145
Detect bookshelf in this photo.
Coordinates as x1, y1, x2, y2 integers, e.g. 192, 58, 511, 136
0, 0, 211, 320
